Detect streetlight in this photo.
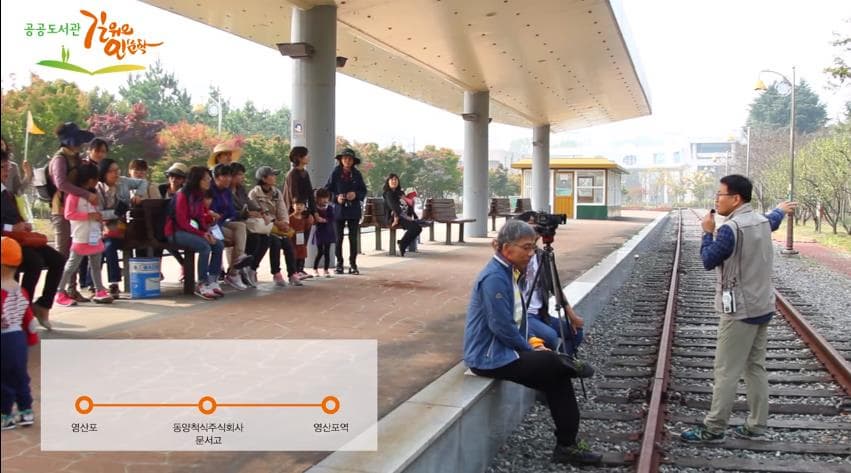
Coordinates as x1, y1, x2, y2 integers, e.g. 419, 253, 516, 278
207, 87, 223, 135
754, 66, 797, 255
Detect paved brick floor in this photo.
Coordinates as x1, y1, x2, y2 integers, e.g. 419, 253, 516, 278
1, 212, 662, 473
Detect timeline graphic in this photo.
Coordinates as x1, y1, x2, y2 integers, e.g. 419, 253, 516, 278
41, 340, 377, 451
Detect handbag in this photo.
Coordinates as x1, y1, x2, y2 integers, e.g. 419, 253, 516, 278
4, 230, 48, 248
245, 217, 273, 235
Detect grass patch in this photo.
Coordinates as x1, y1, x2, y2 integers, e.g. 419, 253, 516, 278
788, 220, 851, 254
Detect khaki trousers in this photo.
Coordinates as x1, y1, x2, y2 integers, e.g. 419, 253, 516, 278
221, 221, 246, 268
704, 316, 769, 434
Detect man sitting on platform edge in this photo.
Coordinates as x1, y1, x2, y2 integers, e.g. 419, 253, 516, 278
463, 219, 602, 466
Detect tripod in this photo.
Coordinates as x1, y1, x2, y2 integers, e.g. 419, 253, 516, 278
524, 237, 588, 398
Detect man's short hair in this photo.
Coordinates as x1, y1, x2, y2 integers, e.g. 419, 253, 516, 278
229, 162, 246, 175
496, 220, 536, 250
720, 174, 753, 202
212, 163, 232, 177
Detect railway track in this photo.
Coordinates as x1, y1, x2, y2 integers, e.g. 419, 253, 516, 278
580, 209, 851, 472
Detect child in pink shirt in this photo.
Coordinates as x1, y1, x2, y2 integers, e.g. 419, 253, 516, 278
55, 163, 113, 306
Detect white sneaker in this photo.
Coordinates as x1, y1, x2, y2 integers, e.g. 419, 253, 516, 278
209, 281, 225, 297
194, 283, 217, 301
225, 272, 247, 290
289, 275, 304, 287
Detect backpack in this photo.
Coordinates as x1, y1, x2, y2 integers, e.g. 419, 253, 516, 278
33, 162, 57, 203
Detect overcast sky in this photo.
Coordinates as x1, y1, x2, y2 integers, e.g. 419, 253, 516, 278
2, 0, 848, 155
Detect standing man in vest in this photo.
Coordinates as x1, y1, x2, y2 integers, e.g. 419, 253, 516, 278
682, 174, 796, 442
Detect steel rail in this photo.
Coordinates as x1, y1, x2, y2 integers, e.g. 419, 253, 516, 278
636, 209, 683, 472
775, 290, 851, 397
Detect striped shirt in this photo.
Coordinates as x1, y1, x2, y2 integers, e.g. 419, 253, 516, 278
1, 285, 29, 334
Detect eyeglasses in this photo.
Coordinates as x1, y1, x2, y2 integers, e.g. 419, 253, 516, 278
715, 192, 734, 198
511, 243, 537, 252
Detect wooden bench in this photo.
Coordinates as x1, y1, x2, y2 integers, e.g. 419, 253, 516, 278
514, 197, 532, 214
121, 199, 197, 295
363, 198, 398, 256
489, 198, 522, 230
422, 198, 475, 245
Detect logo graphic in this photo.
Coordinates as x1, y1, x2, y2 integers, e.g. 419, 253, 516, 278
34, 9, 163, 75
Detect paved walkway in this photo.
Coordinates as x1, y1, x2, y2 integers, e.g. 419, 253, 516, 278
1, 211, 664, 473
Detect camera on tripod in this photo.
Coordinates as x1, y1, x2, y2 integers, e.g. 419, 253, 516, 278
532, 212, 566, 243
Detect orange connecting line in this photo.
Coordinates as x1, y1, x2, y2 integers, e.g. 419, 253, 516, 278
75, 395, 340, 416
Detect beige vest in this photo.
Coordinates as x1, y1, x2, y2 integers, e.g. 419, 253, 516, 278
713, 203, 776, 319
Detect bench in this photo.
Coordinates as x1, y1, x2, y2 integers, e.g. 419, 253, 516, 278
122, 199, 198, 295
363, 198, 398, 256
514, 197, 532, 214
489, 198, 521, 230
422, 198, 475, 245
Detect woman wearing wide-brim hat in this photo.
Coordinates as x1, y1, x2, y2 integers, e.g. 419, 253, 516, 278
324, 148, 367, 274
207, 143, 242, 168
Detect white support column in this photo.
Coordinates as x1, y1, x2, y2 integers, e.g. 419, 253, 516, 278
531, 124, 550, 212
462, 91, 489, 237
291, 5, 336, 186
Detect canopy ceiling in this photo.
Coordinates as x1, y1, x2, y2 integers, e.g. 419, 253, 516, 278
143, 0, 651, 132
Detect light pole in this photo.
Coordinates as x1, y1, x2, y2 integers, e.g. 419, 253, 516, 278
754, 67, 797, 255
208, 87, 223, 135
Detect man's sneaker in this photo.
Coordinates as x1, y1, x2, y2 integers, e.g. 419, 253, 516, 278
681, 425, 725, 443
225, 272, 247, 290
289, 275, 304, 287
299, 271, 313, 280
68, 287, 90, 303
194, 283, 217, 301
732, 424, 765, 440
1, 414, 15, 430
16, 409, 34, 426
55, 291, 78, 307
348, 266, 360, 275
209, 281, 225, 297
233, 254, 254, 270
109, 284, 121, 299
552, 439, 603, 465
241, 268, 257, 288
334, 265, 344, 275
92, 290, 114, 304
273, 272, 287, 287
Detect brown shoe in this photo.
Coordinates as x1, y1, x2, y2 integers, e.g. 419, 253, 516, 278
67, 287, 90, 303
32, 304, 53, 331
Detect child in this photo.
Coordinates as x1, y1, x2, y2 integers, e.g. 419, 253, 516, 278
312, 189, 336, 278
288, 198, 312, 280
55, 162, 113, 306
1, 237, 40, 430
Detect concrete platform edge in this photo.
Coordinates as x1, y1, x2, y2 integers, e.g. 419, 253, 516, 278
307, 212, 671, 473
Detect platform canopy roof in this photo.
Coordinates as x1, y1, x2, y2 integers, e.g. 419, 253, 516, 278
142, 0, 651, 132
512, 157, 627, 173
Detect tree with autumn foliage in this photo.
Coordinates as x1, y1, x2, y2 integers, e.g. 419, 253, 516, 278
87, 103, 166, 170
1, 74, 89, 165
155, 122, 227, 176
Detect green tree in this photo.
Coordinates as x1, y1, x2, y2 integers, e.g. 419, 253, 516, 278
119, 60, 192, 124
489, 164, 520, 197
240, 134, 291, 177
411, 145, 462, 200
87, 87, 119, 116
795, 128, 851, 234
824, 19, 850, 88
1, 74, 89, 165
746, 80, 828, 134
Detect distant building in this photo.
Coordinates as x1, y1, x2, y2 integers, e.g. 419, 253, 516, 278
690, 140, 736, 176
